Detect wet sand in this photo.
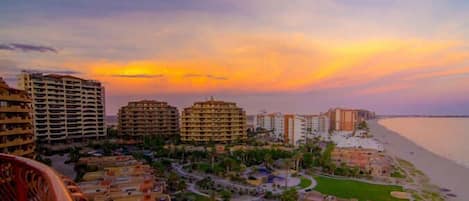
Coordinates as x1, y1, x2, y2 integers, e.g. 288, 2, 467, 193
370, 120, 469, 201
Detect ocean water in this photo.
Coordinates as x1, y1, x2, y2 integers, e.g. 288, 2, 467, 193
379, 117, 469, 168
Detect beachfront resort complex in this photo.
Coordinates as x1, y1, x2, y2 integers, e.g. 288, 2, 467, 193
1, 71, 425, 201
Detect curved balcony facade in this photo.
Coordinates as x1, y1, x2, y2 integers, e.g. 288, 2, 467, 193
0, 78, 35, 158
0, 153, 87, 201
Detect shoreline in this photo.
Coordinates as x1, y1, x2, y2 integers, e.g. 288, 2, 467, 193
369, 119, 469, 201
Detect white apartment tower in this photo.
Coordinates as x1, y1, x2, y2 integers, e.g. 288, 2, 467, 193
255, 112, 284, 140
302, 115, 330, 134
284, 115, 307, 146
18, 71, 106, 144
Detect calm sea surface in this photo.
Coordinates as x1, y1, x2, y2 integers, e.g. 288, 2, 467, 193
379, 117, 469, 168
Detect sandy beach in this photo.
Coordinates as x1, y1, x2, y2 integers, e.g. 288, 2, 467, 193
370, 120, 469, 201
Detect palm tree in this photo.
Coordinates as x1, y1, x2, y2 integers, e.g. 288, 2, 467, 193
264, 153, 273, 169
293, 151, 303, 171
180, 144, 186, 163
210, 145, 217, 169
223, 157, 235, 173
209, 191, 217, 201
283, 159, 292, 188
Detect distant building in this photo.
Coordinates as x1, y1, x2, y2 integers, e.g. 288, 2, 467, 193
327, 108, 374, 131
327, 108, 358, 131
255, 113, 329, 145
302, 114, 330, 134
18, 71, 106, 144
180, 97, 247, 143
331, 147, 392, 177
255, 112, 285, 140
118, 100, 179, 140
0, 78, 35, 158
284, 114, 308, 146
246, 115, 255, 131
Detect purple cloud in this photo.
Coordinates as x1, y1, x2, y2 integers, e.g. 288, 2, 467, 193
0, 43, 57, 53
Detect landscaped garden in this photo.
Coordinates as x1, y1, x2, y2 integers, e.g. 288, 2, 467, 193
297, 176, 312, 189
313, 175, 407, 201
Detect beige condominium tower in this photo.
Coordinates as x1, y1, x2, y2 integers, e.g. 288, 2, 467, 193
0, 78, 35, 158
118, 100, 179, 140
18, 71, 106, 144
180, 97, 247, 143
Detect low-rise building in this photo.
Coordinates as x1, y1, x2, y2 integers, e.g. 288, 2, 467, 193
78, 155, 170, 201
78, 155, 142, 168
331, 148, 392, 177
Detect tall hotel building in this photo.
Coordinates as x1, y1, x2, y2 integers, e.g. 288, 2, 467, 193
18, 71, 106, 144
327, 108, 358, 131
118, 100, 179, 139
327, 108, 374, 131
283, 115, 307, 146
0, 78, 35, 158
255, 113, 330, 145
255, 112, 284, 139
302, 114, 330, 134
180, 98, 247, 143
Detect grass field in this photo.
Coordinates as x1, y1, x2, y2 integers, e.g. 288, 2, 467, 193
298, 176, 312, 188
174, 192, 210, 201
313, 175, 407, 201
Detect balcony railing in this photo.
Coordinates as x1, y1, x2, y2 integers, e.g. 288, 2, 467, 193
0, 153, 87, 201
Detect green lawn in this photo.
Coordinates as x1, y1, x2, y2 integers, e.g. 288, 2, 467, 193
174, 192, 210, 201
313, 175, 407, 201
298, 176, 312, 189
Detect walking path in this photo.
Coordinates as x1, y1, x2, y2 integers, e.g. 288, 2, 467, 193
172, 162, 317, 197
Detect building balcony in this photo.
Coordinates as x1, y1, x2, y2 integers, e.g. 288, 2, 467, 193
9, 146, 35, 157
0, 105, 31, 113
0, 93, 30, 102
0, 127, 33, 136
0, 116, 32, 124
0, 137, 34, 148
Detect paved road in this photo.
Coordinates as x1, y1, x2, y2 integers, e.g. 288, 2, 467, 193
298, 172, 317, 193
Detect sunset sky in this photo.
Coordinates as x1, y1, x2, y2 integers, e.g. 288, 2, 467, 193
1, 0, 469, 115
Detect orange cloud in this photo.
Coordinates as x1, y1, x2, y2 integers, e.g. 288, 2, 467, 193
63, 34, 469, 96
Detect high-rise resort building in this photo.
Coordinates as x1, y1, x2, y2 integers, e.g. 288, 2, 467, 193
255, 113, 330, 144
255, 112, 285, 139
180, 97, 247, 143
283, 115, 307, 146
118, 100, 179, 140
18, 71, 106, 144
327, 108, 358, 131
327, 108, 375, 131
302, 114, 330, 134
0, 78, 35, 158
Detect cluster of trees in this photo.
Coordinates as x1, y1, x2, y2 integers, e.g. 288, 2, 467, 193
358, 121, 369, 131
167, 172, 187, 192
280, 188, 299, 201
